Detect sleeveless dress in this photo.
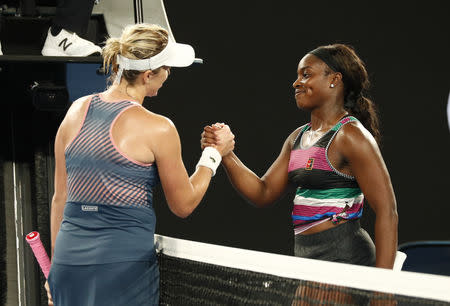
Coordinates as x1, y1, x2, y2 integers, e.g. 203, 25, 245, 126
48, 94, 160, 305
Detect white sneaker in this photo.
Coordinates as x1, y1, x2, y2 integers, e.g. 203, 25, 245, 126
41, 28, 102, 57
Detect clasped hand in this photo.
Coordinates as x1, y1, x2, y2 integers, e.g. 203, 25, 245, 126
201, 123, 235, 156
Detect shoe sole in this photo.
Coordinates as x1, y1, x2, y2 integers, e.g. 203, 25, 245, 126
41, 48, 100, 57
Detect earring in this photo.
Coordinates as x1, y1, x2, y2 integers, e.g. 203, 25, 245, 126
330, 84, 335, 88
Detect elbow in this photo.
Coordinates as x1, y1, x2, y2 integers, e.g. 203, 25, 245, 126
391, 209, 399, 228
252, 183, 275, 208
376, 204, 399, 228
168, 201, 196, 219
51, 192, 67, 207
252, 198, 272, 208
388, 202, 399, 225
174, 209, 193, 219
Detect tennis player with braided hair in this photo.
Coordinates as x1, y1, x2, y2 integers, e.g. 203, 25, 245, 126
202, 44, 398, 269
45, 23, 234, 306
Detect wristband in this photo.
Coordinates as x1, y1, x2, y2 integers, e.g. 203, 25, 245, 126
196, 147, 222, 176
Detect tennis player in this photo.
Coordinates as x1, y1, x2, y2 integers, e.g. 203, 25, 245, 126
202, 44, 398, 269
45, 23, 234, 306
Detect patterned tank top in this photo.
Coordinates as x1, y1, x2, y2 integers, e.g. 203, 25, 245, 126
53, 94, 160, 265
65, 94, 159, 208
288, 116, 364, 234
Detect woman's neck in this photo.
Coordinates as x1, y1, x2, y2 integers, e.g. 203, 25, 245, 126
309, 104, 348, 132
107, 83, 145, 104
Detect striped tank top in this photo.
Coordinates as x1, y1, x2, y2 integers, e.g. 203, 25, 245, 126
288, 116, 364, 235
53, 94, 160, 265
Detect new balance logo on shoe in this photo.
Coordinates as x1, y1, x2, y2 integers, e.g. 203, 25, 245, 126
58, 38, 73, 51
41, 28, 102, 57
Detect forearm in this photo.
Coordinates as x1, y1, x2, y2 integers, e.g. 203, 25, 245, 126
374, 209, 398, 269
221, 152, 270, 207
165, 166, 213, 218
186, 167, 213, 213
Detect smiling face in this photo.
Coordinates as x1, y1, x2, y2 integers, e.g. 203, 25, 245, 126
292, 54, 335, 111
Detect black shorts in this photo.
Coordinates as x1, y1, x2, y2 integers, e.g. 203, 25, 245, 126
294, 219, 376, 266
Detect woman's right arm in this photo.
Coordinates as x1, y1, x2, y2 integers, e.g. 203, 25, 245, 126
50, 121, 68, 258
152, 117, 234, 218
47, 137, 64, 304
50, 96, 91, 257
203, 126, 297, 207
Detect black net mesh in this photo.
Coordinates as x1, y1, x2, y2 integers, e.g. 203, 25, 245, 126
158, 253, 447, 306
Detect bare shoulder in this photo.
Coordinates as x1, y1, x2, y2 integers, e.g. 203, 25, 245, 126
335, 121, 379, 156
55, 95, 94, 146
59, 95, 93, 128
339, 121, 376, 144
125, 106, 178, 138
131, 109, 180, 157
59, 95, 93, 130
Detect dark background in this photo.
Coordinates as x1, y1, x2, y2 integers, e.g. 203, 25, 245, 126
0, 1, 449, 305
147, 0, 450, 255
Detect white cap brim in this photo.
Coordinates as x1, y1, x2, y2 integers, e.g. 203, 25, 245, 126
116, 39, 195, 72
149, 40, 195, 69
115, 39, 196, 84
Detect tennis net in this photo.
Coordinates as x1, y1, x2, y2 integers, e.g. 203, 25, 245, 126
155, 235, 450, 305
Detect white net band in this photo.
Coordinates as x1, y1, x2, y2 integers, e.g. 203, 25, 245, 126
155, 234, 450, 303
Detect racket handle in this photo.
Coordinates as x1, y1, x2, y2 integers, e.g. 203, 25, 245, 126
26, 231, 51, 279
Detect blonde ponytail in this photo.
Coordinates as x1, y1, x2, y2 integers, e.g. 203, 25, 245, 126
102, 37, 121, 75
101, 24, 169, 85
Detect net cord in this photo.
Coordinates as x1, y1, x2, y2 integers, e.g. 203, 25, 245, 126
155, 234, 450, 303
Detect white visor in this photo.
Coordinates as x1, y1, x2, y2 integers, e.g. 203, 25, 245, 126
115, 39, 195, 83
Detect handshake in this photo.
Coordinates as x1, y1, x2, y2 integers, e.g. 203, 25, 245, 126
201, 123, 235, 157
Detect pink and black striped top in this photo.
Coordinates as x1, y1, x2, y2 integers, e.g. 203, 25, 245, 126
65, 94, 159, 209
288, 116, 364, 234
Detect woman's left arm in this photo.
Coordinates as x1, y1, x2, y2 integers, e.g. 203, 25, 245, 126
338, 122, 398, 269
